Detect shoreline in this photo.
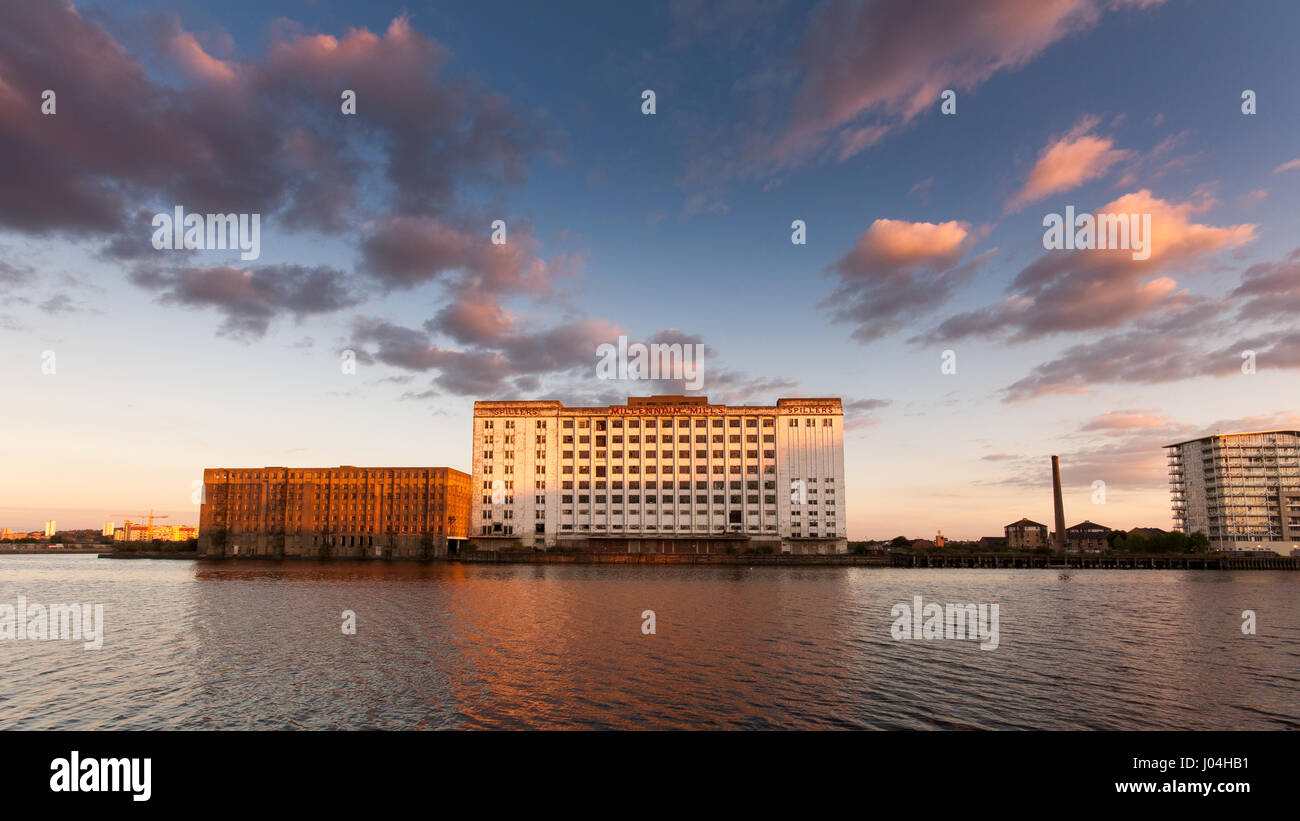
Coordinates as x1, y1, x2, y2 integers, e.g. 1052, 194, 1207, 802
79, 550, 1300, 569
0, 548, 107, 555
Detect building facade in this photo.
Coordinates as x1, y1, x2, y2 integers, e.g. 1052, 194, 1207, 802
471, 396, 848, 554
1064, 520, 1111, 553
114, 523, 199, 542
1165, 430, 1300, 555
1005, 518, 1048, 549
198, 466, 470, 558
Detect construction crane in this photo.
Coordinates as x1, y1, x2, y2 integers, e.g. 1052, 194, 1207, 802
112, 509, 170, 540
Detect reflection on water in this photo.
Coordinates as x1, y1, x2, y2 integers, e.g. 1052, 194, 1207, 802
1, 556, 1297, 729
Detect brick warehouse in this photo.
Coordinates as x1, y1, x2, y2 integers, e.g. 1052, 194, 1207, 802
198, 466, 470, 558
471, 396, 848, 554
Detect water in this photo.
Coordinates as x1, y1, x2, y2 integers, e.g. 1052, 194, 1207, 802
1, 555, 1296, 729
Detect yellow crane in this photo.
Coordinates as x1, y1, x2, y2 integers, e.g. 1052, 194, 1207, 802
112, 509, 170, 541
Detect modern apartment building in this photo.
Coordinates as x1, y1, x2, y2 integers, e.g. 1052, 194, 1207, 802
470, 395, 847, 554
1165, 430, 1300, 555
198, 466, 470, 558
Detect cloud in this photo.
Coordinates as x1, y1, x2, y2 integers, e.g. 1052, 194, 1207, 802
924, 189, 1256, 345
130, 264, 360, 339
1230, 248, 1300, 321
761, 0, 1162, 169
1000, 313, 1300, 402
1080, 408, 1173, 432
347, 315, 626, 396
823, 218, 992, 342
1272, 158, 1300, 173
1005, 116, 1132, 212
360, 216, 570, 295
0, 5, 543, 238
843, 397, 892, 430
38, 293, 80, 315
0, 260, 35, 287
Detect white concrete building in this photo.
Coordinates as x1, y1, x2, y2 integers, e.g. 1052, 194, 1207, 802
1165, 430, 1300, 555
471, 396, 847, 554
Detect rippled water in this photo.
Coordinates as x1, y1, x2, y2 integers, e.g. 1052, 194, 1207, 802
1, 555, 1296, 729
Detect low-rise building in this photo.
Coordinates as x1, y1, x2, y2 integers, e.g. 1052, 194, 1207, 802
114, 523, 199, 542
1005, 518, 1048, 549
1065, 520, 1112, 553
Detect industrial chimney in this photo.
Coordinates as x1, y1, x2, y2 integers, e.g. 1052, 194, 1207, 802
1051, 455, 1066, 552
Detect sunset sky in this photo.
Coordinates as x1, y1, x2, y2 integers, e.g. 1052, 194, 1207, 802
2, 0, 1298, 539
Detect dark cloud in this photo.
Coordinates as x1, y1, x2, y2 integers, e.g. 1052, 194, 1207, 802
131, 264, 359, 339
1001, 316, 1300, 401
0, 6, 542, 237
1231, 248, 1300, 321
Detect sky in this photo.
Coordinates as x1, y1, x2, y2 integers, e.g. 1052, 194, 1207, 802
1, 0, 1298, 539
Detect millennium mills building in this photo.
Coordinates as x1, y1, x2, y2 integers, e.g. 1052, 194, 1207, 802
197, 466, 470, 558
1165, 430, 1300, 555
471, 395, 848, 554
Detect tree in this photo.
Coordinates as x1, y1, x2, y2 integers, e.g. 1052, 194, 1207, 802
1188, 531, 1210, 552
889, 535, 910, 548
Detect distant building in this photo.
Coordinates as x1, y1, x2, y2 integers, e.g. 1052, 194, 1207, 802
935, 529, 945, 548
1005, 518, 1048, 549
0, 528, 11, 540
977, 536, 1007, 550
198, 466, 470, 558
1065, 520, 1111, 553
1165, 430, 1300, 556
910, 539, 934, 549
44, 520, 56, 538
114, 523, 199, 542
102, 521, 115, 537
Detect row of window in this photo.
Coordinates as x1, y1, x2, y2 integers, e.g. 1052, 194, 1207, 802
479, 478, 833, 490
479, 523, 838, 536
483, 417, 838, 431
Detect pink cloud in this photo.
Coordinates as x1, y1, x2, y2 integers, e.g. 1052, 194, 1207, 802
824, 219, 991, 342
1081, 408, 1173, 432
925, 189, 1257, 344
1005, 116, 1132, 212
764, 0, 1164, 169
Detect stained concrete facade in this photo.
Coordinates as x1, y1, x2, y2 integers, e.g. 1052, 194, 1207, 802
470, 396, 848, 554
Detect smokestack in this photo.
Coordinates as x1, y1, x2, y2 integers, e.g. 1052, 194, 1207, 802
1051, 455, 1066, 551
